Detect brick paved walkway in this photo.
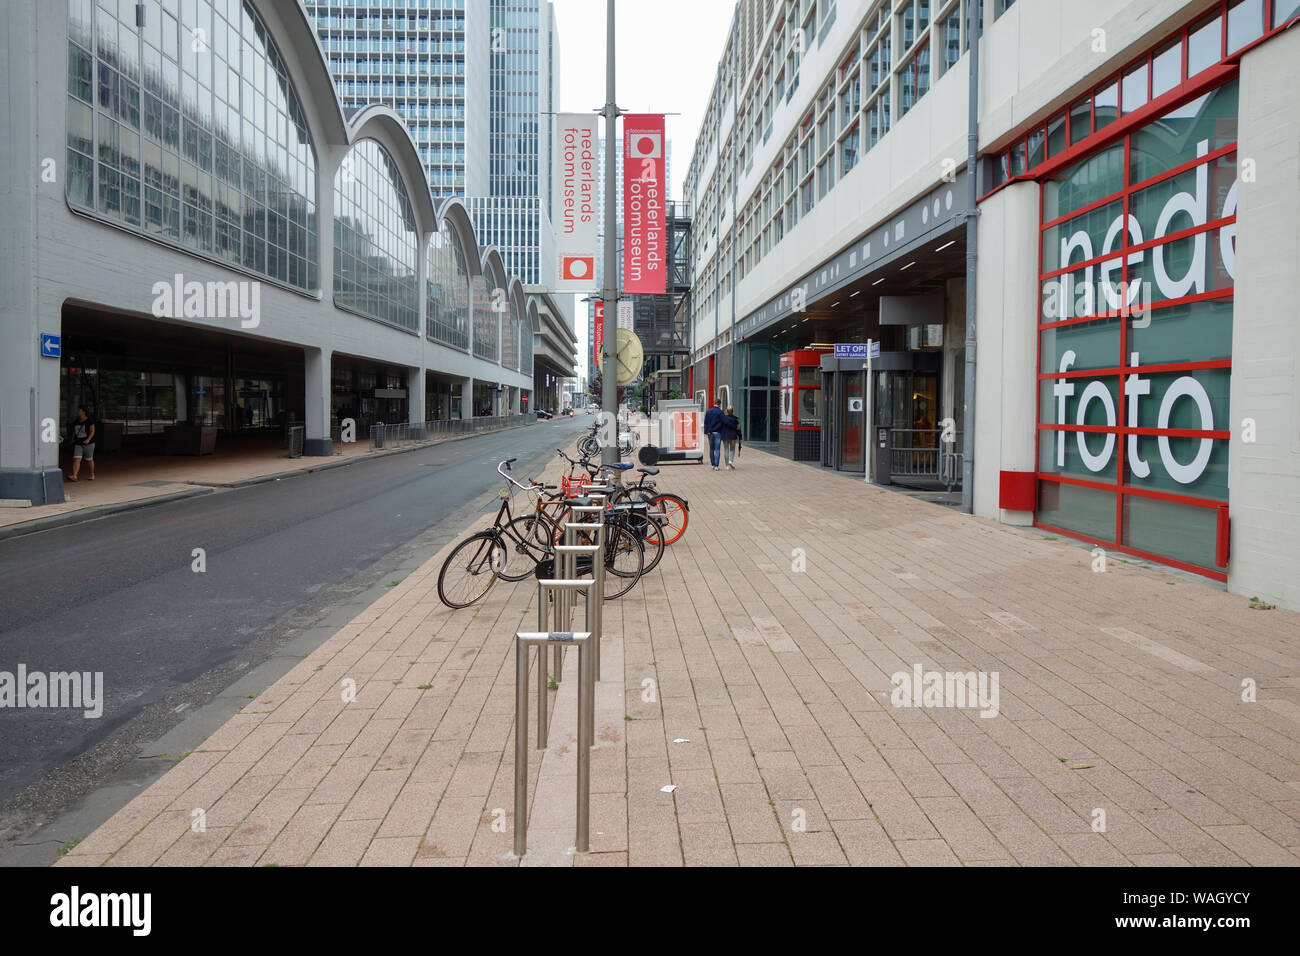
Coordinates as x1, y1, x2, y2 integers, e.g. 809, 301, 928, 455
57, 445, 1300, 866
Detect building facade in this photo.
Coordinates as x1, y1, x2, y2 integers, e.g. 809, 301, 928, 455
304, 0, 490, 201
0, 0, 577, 507
683, 0, 1300, 608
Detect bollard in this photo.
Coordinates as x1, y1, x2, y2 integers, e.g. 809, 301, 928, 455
514, 630, 592, 857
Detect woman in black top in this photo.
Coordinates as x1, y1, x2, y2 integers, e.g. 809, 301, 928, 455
719, 406, 743, 470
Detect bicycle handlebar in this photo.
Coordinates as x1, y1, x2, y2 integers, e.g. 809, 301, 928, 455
497, 459, 541, 492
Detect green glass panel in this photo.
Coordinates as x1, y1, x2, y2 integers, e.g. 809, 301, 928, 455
1037, 480, 1116, 543
1123, 496, 1219, 569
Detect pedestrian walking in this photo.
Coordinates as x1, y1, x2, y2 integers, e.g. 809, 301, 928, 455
703, 395, 725, 470
67, 405, 96, 482
720, 406, 743, 470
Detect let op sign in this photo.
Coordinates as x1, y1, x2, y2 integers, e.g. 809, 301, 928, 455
623, 114, 666, 295
554, 113, 599, 291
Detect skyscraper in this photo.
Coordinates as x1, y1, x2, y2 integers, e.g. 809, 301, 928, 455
304, 2, 489, 201
464, 0, 559, 287
305, 1, 559, 287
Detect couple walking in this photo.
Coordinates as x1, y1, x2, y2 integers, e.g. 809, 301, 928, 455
703, 396, 742, 471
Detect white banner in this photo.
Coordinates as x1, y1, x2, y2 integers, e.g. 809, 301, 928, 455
617, 299, 633, 330
553, 113, 599, 291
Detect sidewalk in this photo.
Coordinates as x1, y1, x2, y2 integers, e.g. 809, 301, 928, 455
0, 423, 531, 537
56, 446, 1300, 866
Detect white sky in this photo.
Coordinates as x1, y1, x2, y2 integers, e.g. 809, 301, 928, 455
550, 0, 737, 380
551, 0, 737, 198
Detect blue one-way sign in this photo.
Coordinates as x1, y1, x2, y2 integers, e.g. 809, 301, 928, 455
40, 333, 61, 358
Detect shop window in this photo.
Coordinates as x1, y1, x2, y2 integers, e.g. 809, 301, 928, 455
1151, 39, 1181, 99
1093, 80, 1119, 131
1069, 96, 1092, 145
1121, 62, 1149, 114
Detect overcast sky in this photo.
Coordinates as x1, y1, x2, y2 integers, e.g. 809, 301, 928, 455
549, 0, 736, 382
550, 0, 737, 202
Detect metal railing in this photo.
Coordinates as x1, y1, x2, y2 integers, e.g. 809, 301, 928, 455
369, 413, 534, 450
890, 429, 963, 486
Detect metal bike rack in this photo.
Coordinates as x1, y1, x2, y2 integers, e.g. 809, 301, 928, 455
534, 578, 594, 746
513, 629, 592, 857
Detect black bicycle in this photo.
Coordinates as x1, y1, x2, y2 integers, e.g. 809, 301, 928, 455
437, 459, 645, 608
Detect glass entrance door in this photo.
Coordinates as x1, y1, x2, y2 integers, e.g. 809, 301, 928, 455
839, 372, 864, 471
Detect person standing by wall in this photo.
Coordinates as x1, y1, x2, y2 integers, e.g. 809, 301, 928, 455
703, 395, 725, 471
68, 406, 96, 482
720, 405, 743, 470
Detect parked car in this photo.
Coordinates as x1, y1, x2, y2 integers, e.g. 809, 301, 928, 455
536, 408, 553, 420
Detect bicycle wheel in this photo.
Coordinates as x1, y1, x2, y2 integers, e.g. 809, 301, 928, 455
646, 493, 689, 545
497, 517, 550, 581
636, 509, 666, 573
601, 525, 644, 600
438, 532, 506, 608
577, 434, 599, 458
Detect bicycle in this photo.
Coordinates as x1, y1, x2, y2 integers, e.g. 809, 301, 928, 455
555, 449, 681, 560
437, 459, 646, 608
576, 417, 635, 459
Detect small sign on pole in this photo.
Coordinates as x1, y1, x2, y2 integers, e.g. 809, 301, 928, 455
40, 333, 60, 358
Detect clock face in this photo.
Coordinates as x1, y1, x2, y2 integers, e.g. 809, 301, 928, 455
614, 328, 643, 386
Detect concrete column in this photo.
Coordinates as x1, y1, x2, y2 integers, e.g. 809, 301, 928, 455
407, 365, 425, 425
303, 347, 332, 456
972, 180, 1039, 525
1229, 27, 1300, 610
0, 3, 63, 504
461, 378, 474, 419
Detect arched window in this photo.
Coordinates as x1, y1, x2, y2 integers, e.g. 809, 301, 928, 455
470, 275, 497, 362
426, 221, 469, 349
333, 139, 419, 330
66, 0, 318, 291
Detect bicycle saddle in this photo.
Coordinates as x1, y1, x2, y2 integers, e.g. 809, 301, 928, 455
637, 466, 660, 476
607, 461, 634, 470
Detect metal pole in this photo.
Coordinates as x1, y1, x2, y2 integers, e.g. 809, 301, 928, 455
535, 582, 549, 747
600, 0, 619, 465
513, 635, 529, 857
576, 640, 592, 852
961, 0, 981, 515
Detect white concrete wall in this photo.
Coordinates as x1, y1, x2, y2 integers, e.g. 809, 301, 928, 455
1228, 23, 1300, 609
973, 181, 1039, 525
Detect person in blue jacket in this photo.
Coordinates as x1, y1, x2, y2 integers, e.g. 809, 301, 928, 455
703, 395, 725, 470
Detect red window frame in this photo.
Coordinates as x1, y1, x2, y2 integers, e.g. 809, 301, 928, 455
1033, 79, 1238, 581
983, 0, 1295, 200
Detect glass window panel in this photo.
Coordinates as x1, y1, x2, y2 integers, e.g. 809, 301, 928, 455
1151, 40, 1181, 98
1123, 496, 1219, 570
1276, 0, 1300, 26
1036, 480, 1116, 543
1046, 113, 1067, 158
1129, 81, 1238, 183
1093, 80, 1119, 131
1122, 62, 1148, 114
1188, 13, 1222, 75
1069, 97, 1091, 144
1027, 130, 1045, 169
1041, 144, 1124, 222
1226, 0, 1266, 54
1037, 376, 1120, 481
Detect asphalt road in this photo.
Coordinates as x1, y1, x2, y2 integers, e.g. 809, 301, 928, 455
0, 418, 588, 818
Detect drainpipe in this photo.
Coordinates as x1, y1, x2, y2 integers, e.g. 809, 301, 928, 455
960, 0, 980, 516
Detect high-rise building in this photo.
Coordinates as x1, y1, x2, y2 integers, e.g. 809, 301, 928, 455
305, 1, 559, 288
464, 0, 560, 287
304, 1, 490, 201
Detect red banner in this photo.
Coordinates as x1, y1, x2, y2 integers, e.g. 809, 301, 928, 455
622, 114, 666, 295
593, 300, 604, 371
